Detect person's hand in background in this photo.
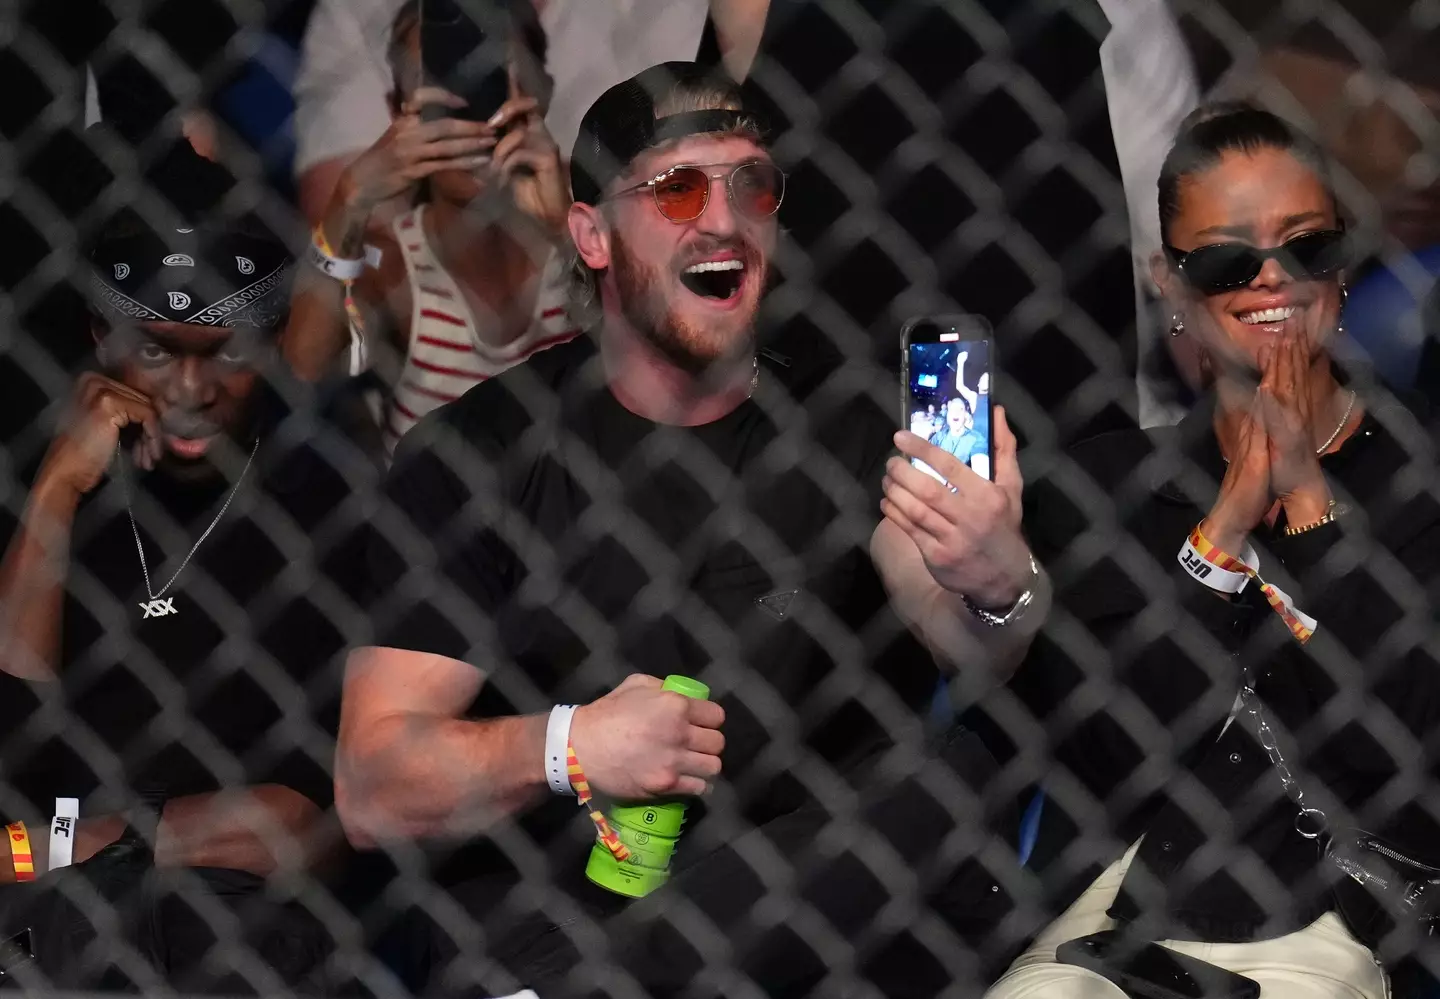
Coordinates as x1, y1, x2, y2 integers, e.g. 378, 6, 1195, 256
325, 87, 497, 255
489, 96, 570, 237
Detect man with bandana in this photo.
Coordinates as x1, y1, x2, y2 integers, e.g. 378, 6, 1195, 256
0, 174, 365, 989
338, 63, 1028, 997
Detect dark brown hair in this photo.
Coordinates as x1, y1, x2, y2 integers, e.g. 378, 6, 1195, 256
1157, 102, 1337, 243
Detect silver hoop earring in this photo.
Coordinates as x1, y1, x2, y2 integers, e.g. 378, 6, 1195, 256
1169, 312, 1185, 338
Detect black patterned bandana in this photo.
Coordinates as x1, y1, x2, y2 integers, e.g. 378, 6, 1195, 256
88, 227, 293, 332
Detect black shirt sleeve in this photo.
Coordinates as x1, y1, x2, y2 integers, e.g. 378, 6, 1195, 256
366, 406, 515, 668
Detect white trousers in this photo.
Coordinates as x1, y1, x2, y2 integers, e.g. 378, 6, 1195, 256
985, 842, 1389, 999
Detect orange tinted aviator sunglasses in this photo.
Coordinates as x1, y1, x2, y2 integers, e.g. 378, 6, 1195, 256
609, 161, 786, 222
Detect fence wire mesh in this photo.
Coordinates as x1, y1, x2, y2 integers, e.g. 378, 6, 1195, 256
2, 0, 1440, 997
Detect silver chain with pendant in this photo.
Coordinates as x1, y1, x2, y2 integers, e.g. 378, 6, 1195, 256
116, 439, 258, 615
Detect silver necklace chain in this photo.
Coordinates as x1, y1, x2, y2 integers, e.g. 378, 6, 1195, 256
1221, 388, 1357, 464
1316, 389, 1358, 456
116, 438, 259, 600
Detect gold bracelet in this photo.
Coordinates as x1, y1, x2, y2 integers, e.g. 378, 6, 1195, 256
1283, 500, 1347, 536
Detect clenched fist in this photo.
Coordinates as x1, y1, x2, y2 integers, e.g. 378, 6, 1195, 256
568, 674, 725, 800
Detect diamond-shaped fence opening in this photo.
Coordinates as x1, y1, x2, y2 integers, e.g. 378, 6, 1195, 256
2, 0, 1440, 997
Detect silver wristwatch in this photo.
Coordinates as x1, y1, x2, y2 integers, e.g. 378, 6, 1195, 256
962, 553, 1039, 627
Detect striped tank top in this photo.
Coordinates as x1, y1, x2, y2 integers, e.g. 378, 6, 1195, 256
385, 204, 579, 449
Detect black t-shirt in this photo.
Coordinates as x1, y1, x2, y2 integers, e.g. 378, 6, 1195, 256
366, 335, 937, 883
0, 397, 371, 817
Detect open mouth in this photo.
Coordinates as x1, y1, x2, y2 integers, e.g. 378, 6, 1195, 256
1237, 306, 1296, 326
679, 259, 745, 302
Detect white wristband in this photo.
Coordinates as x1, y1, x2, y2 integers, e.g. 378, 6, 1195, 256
545, 705, 578, 796
1177, 537, 1258, 594
306, 241, 383, 281
48, 797, 79, 872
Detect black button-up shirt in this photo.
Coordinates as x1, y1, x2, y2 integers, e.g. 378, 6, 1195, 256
1007, 392, 1440, 943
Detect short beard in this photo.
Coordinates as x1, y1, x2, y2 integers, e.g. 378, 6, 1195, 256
609, 231, 758, 378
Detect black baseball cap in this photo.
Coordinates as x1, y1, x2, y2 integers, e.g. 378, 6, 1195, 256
569, 61, 768, 206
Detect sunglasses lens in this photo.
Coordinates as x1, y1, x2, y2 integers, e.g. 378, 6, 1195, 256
1284, 230, 1348, 279
732, 163, 784, 218
653, 168, 710, 221
1182, 244, 1264, 293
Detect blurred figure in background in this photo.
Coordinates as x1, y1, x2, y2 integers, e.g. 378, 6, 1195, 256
281, 1, 577, 451
1094, 0, 1201, 428
1248, 23, 1440, 399
930, 396, 984, 466
291, 0, 711, 226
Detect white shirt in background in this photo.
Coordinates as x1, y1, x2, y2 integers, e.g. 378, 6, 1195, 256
292, 0, 711, 175
1095, 0, 1200, 427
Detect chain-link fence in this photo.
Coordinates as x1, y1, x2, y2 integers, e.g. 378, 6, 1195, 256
3, 0, 1440, 996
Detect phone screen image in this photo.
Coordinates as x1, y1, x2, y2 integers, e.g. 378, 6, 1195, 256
906, 336, 992, 484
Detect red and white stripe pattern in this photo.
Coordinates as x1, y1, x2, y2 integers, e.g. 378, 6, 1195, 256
385, 205, 579, 450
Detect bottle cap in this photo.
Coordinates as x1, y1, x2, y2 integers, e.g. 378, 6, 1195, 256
662, 675, 709, 700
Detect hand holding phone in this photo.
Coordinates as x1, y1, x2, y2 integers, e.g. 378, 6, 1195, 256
340, 87, 497, 212
900, 316, 994, 485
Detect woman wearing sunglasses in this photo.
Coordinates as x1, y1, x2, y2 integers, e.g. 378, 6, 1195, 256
976, 103, 1440, 997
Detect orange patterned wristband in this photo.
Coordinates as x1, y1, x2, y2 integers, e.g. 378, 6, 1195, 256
6, 821, 35, 882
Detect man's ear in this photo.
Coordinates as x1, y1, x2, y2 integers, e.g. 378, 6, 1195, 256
568, 202, 611, 271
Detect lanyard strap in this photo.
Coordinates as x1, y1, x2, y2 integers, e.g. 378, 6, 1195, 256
5, 822, 35, 882
1177, 523, 1328, 836
567, 745, 630, 862
1177, 526, 1319, 644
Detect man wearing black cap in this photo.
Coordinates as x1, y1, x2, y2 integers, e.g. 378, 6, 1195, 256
340, 61, 1027, 997
0, 196, 363, 988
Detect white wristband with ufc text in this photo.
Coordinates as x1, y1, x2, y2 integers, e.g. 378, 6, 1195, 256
1177, 535, 1257, 595
48, 797, 80, 872
545, 705, 578, 796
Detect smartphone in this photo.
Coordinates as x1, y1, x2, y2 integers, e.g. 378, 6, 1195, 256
1055, 932, 1260, 999
421, 0, 512, 124
901, 315, 995, 485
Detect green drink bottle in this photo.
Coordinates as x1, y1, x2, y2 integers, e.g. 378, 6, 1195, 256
585, 674, 710, 898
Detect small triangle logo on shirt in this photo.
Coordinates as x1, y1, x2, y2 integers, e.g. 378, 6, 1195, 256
755, 590, 798, 621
